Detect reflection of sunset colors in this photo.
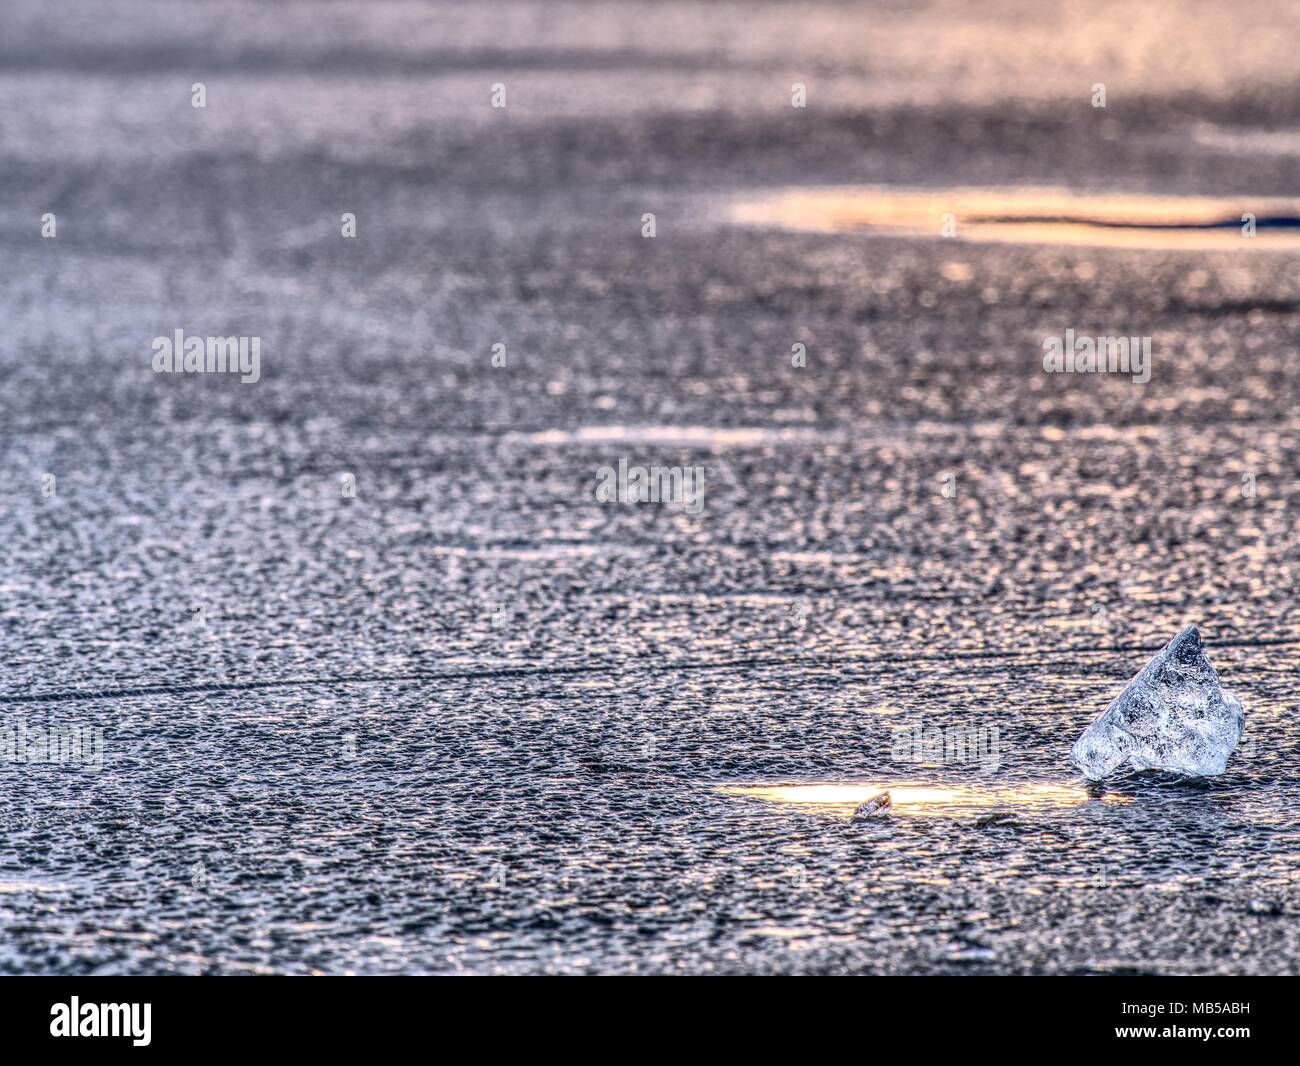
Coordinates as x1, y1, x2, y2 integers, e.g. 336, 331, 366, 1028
732, 187, 1300, 250
721, 782, 1131, 816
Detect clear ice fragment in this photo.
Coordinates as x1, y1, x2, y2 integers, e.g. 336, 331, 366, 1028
1070, 625, 1244, 780
850, 791, 892, 821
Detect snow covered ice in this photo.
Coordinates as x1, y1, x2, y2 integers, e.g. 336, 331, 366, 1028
1070, 625, 1245, 780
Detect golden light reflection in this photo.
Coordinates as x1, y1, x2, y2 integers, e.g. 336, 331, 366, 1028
732, 187, 1300, 251
720, 782, 1130, 817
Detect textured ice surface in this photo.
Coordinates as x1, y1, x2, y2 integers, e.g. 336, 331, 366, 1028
1071, 625, 1245, 780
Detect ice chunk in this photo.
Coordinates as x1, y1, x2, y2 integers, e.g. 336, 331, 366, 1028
1070, 625, 1244, 780
850, 791, 892, 821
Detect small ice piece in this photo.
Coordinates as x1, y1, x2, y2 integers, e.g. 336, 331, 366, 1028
1070, 624, 1244, 780
850, 791, 892, 821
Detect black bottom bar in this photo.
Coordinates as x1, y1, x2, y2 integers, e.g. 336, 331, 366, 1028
0, 976, 1286, 1054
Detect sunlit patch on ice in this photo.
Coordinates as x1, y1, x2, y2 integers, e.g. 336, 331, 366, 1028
0, 879, 73, 895
510, 425, 844, 447
731, 186, 1300, 250
427, 542, 614, 560
1192, 123, 1300, 158
719, 781, 1130, 817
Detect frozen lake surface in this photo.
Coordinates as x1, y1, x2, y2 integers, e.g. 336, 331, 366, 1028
2, 0, 1300, 973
